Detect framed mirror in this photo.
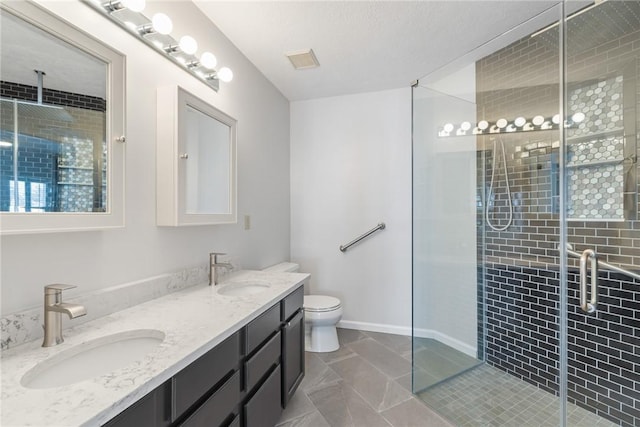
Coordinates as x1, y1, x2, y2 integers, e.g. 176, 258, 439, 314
0, 1, 125, 234
157, 86, 237, 226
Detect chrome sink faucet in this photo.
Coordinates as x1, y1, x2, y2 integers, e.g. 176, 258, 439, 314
42, 284, 87, 347
210, 252, 232, 286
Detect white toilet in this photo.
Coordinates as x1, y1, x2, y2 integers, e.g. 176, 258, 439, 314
262, 262, 343, 352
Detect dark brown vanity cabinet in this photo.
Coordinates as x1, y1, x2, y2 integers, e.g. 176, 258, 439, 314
281, 286, 305, 407
103, 379, 172, 427
242, 304, 283, 427
103, 285, 305, 427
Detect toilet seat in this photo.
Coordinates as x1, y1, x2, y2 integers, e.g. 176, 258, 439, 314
304, 295, 341, 313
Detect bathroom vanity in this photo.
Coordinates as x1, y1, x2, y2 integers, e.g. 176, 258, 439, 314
105, 285, 304, 427
0, 270, 308, 426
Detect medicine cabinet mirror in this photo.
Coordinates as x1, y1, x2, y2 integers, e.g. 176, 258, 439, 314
157, 86, 237, 226
0, 1, 125, 234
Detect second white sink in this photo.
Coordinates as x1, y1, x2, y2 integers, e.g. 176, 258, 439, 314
217, 281, 271, 296
21, 329, 165, 389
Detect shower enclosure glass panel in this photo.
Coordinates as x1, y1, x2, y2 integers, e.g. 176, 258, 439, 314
413, 1, 640, 426
564, 1, 640, 425
412, 76, 483, 394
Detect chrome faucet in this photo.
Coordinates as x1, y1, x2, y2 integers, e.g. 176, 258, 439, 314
210, 252, 232, 286
42, 284, 87, 347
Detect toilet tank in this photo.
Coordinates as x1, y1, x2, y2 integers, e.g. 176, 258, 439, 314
262, 262, 300, 273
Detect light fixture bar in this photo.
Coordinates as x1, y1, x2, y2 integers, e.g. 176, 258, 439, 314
82, 0, 236, 91
437, 113, 585, 138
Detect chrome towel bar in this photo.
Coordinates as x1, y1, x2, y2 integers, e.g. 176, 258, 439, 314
340, 223, 386, 252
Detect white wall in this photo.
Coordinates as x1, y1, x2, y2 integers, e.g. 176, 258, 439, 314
290, 89, 412, 333
1, 1, 291, 314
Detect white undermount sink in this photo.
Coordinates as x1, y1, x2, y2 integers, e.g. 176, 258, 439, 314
21, 329, 165, 389
217, 281, 271, 296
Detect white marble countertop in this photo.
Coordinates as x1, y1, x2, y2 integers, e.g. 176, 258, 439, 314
0, 270, 309, 427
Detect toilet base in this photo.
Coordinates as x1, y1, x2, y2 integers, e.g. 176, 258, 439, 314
305, 324, 339, 352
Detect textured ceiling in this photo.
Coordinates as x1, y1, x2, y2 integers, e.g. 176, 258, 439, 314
193, 1, 563, 101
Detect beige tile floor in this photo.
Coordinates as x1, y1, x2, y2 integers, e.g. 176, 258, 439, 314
277, 328, 618, 427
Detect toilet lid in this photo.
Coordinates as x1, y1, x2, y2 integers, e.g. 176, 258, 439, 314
304, 295, 341, 312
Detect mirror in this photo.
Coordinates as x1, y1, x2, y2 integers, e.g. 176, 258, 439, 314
157, 86, 237, 226
0, 1, 124, 234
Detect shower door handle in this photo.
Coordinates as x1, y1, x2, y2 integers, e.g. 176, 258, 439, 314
579, 249, 598, 314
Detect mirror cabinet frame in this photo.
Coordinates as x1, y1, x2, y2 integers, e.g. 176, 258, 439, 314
156, 85, 237, 226
0, 1, 126, 234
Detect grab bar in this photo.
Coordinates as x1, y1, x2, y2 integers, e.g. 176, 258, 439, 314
340, 223, 385, 252
566, 245, 640, 282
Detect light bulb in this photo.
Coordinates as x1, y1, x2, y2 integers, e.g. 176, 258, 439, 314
179, 36, 198, 55
200, 52, 217, 70
496, 118, 508, 129
121, 0, 145, 12
152, 13, 172, 35
443, 123, 454, 133
572, 112, 586, 123
217, 67, 233, 83
460, 121, 471, 131
532, 115, 545, 126
478, 120, 489, 130
552, 114, 560, 124
514, 117, 526, 127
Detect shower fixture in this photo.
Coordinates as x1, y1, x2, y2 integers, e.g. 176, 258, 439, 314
485, 137, 513, 232
0, 70, 74, 123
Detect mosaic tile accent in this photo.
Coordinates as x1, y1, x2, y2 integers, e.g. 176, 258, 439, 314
568, 76, 624, 137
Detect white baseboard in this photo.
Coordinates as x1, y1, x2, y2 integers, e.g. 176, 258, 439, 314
337, 320, 412, 336
338, 320, 477, 358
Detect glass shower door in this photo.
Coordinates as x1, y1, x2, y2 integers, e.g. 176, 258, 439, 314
412, 3, 571, 425
563, 1, 640, 425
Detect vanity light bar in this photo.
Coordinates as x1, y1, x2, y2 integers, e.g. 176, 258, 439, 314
82, 0, 233, 91
437, 113, 586, 138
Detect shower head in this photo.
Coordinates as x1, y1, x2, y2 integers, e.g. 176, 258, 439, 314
0, 98, 74, 123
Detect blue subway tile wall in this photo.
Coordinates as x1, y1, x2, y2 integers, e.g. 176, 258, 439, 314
0, 82, 106, 212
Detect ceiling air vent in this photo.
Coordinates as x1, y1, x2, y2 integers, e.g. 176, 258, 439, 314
285, 49, 319, 70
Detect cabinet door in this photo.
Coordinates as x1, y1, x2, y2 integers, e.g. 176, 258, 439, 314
243, 365, 282, 427
282, 309, 305, 407
173, 332, 240, 421
103, 380, 171, 427
180, 371, 240, 427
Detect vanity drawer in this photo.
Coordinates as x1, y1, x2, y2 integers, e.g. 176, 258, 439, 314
243, 365, 282, 427
282, 285, 304, 321
180, 370, 240, 427
173, 331, 240, 421
245, 330, 281, 391
245, 304, 280, 354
